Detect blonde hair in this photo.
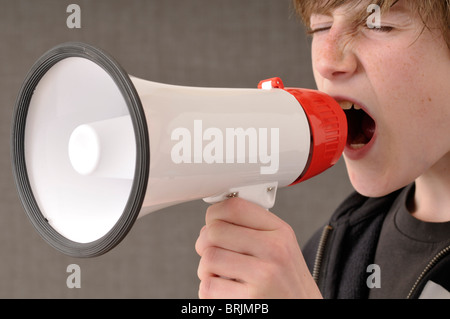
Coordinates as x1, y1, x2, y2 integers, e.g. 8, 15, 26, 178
293, 0, 450, 47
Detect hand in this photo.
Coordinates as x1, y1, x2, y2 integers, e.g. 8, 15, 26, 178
195, 197, 322, 299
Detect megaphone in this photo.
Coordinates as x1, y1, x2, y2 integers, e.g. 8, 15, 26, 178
11, 42, 346, 258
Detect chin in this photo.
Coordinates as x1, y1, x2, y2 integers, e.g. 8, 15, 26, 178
352, 182, 393, 198
345, 163, 407, 198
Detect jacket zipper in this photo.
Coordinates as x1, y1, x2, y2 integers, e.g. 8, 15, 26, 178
312, 225, 333, 284
406, 245, 450, 299
313, 225, 450, 299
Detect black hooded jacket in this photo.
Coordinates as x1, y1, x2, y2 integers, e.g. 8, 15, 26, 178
303, 186, 450, 299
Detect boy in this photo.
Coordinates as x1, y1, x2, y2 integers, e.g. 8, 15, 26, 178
195, 0, 450, 298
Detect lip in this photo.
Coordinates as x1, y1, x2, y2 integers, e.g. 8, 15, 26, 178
332, 96, 377, 161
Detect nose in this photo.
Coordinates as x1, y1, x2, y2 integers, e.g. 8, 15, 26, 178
312, 30, 358, 81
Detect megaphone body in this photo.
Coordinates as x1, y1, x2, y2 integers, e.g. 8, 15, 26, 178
12, 43, 346, 257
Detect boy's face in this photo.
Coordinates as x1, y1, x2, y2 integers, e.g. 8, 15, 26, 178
310, 0, 450, 197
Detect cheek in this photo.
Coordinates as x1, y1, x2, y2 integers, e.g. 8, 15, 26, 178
365, 48, 416, 100
350, 59, 449, 196
311, 45, 323, 87
371, 47, 448, 148
364, 36, 446, 113
363, 45, 434, 144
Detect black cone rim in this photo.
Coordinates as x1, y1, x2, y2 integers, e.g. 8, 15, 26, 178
11, 42, 150, 258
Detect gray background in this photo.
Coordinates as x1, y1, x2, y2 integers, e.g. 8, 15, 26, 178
0, 0, 353, 298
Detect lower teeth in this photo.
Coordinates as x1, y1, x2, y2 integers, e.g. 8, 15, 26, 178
350, 143, 366, 150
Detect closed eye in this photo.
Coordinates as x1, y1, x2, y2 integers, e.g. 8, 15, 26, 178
372, 26, 394, 32
368, 25, 395, 33
308, 26, 332, 35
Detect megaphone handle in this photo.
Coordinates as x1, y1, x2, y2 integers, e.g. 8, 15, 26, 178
203, 182, 278, 210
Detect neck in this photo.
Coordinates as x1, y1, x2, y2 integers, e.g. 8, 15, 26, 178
410, 152, 450, 223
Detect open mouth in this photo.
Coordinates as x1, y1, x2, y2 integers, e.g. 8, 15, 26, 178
339, 101, 376, 150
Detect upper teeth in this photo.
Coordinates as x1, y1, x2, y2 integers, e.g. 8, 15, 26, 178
339, 101, 361, 110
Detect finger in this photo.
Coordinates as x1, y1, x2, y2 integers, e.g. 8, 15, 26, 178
205, 197, 285, 231
199, 276, 248, 299
197, 246, 261, 282
196, 219, 275, 257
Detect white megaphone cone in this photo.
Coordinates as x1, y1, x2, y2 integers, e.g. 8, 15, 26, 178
11, 42, 347, 257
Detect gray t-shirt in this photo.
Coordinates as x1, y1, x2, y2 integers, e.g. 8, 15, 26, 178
369, 184, 450, 298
